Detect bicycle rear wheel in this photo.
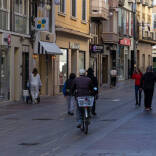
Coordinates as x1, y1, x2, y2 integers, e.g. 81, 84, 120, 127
84, 118, 88, 135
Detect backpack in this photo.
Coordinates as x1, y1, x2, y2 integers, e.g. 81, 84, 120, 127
62, 79, 72, 96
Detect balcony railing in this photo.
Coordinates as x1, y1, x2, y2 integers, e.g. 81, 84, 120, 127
91, 0, 109, 20
0, 10, 9, 30
102, 32, 119, 43
14, 14, 28, 34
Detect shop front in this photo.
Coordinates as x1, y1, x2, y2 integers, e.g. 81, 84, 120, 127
0, 45, 10, 101
34, 31, 62, 96
56, 32, 90, 93
118, 38, 131, 80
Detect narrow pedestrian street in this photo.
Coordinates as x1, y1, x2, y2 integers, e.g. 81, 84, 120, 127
0, 80, 156, 156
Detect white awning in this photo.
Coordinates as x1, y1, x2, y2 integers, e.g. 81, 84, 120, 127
36, 41, 63, 55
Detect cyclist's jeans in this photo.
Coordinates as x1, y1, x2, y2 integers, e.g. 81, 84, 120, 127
76, 106, 82, 123
76, 105, 90, 123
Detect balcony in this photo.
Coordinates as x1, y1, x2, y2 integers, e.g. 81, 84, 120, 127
118, 0, 125, 6
109, 0, 118, 9
142, 0, 148, 6
136, 0, 142, 4
91, 0, 109, 20
0, 10, 9, 30
102, 32, 119, 43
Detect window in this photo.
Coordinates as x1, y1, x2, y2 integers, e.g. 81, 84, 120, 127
0, 0, 9, 30
79, 51, 85, 70
14, 0, 29, 34
59, 0, 65, 13
71, 0, 76, 17
153, 14, 156, 29
0, 0, 7, 9
59, 49, 68, 92
82, 0, 86, 21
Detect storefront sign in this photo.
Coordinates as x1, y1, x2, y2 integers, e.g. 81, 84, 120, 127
119, 38, 131, 46
69, 42, 80, 50
90, 44, 104, 53
2, 33, 11, 46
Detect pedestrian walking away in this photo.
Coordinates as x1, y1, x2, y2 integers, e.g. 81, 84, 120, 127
63, 73, 76, 116
72, 69, 93, 128
87, 67, 98, 115
110, 67, 117, 88
29, 68, 42, 104
140, 66, 156, 111
132, 68, 143, 107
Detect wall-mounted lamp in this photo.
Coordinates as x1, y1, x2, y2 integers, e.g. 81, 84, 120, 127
52, 55, 56, 60
33, 54, 38, 59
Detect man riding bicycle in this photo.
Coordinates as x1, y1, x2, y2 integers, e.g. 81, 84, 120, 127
72, 69, 93, 128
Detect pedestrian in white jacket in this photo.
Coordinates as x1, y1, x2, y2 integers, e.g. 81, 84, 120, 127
30, 68, 42, 104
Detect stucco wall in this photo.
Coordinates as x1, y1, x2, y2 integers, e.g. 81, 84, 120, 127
55, 0, 90, 35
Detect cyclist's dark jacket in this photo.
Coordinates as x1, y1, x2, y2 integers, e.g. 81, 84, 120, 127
72, 76, 93, 97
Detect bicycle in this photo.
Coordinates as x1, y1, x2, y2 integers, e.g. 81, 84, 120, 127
77, 96, 94, 135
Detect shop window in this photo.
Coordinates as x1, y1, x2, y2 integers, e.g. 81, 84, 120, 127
0, 0, 9, 30
0, 47, 10, 100
59, 49, 68, 92
79, 51, 85, 70
59, 0, 65, 14
71, 0, 76, 17
14, 0, 29, 34
82, 0, 86, 21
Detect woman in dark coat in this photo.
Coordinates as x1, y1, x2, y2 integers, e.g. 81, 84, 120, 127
140, 66, 156, 111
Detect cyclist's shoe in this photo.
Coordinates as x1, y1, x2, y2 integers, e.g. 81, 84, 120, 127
77, 123, 81, 128
92, 112, 96, 115
77, 120, 82, 128
68, 112, 74, 116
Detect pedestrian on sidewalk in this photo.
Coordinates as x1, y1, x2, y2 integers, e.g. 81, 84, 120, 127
140, 66, 156, 111
110, 67, 117, 88
63, 73, 76, 115
30, 68, 42, 104
132, 68, 143, 107
87, 67, 98, 115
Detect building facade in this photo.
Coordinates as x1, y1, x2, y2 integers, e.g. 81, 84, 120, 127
0, 0, 33, 101
55, 0, 91, 93
136, 0, 155, 72
90, 0, 109, 86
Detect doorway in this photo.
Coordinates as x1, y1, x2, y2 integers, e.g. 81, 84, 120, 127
22, 53, 29, 90
14, 48, 19, 101
102, 56, 108, 84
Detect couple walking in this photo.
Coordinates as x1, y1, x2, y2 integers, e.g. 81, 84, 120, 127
132, 66, 156, 111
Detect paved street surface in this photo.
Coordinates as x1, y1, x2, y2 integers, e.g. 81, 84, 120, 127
1, 80, 156, 156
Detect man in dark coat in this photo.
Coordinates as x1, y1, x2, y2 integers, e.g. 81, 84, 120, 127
140, 66, 156, 111
87, 67, 98, 115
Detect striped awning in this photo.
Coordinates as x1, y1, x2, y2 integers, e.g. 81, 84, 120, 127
36, 41, 63, 55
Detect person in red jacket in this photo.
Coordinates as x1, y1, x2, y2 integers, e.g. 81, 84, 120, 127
132, 68, 143, 106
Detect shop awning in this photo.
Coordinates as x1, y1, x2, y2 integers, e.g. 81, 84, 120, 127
37, 41, 63, 55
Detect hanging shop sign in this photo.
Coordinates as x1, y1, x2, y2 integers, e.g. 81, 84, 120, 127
35, 17, 49, 31
90, 44, 104, 53
119, 38, 131, 46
